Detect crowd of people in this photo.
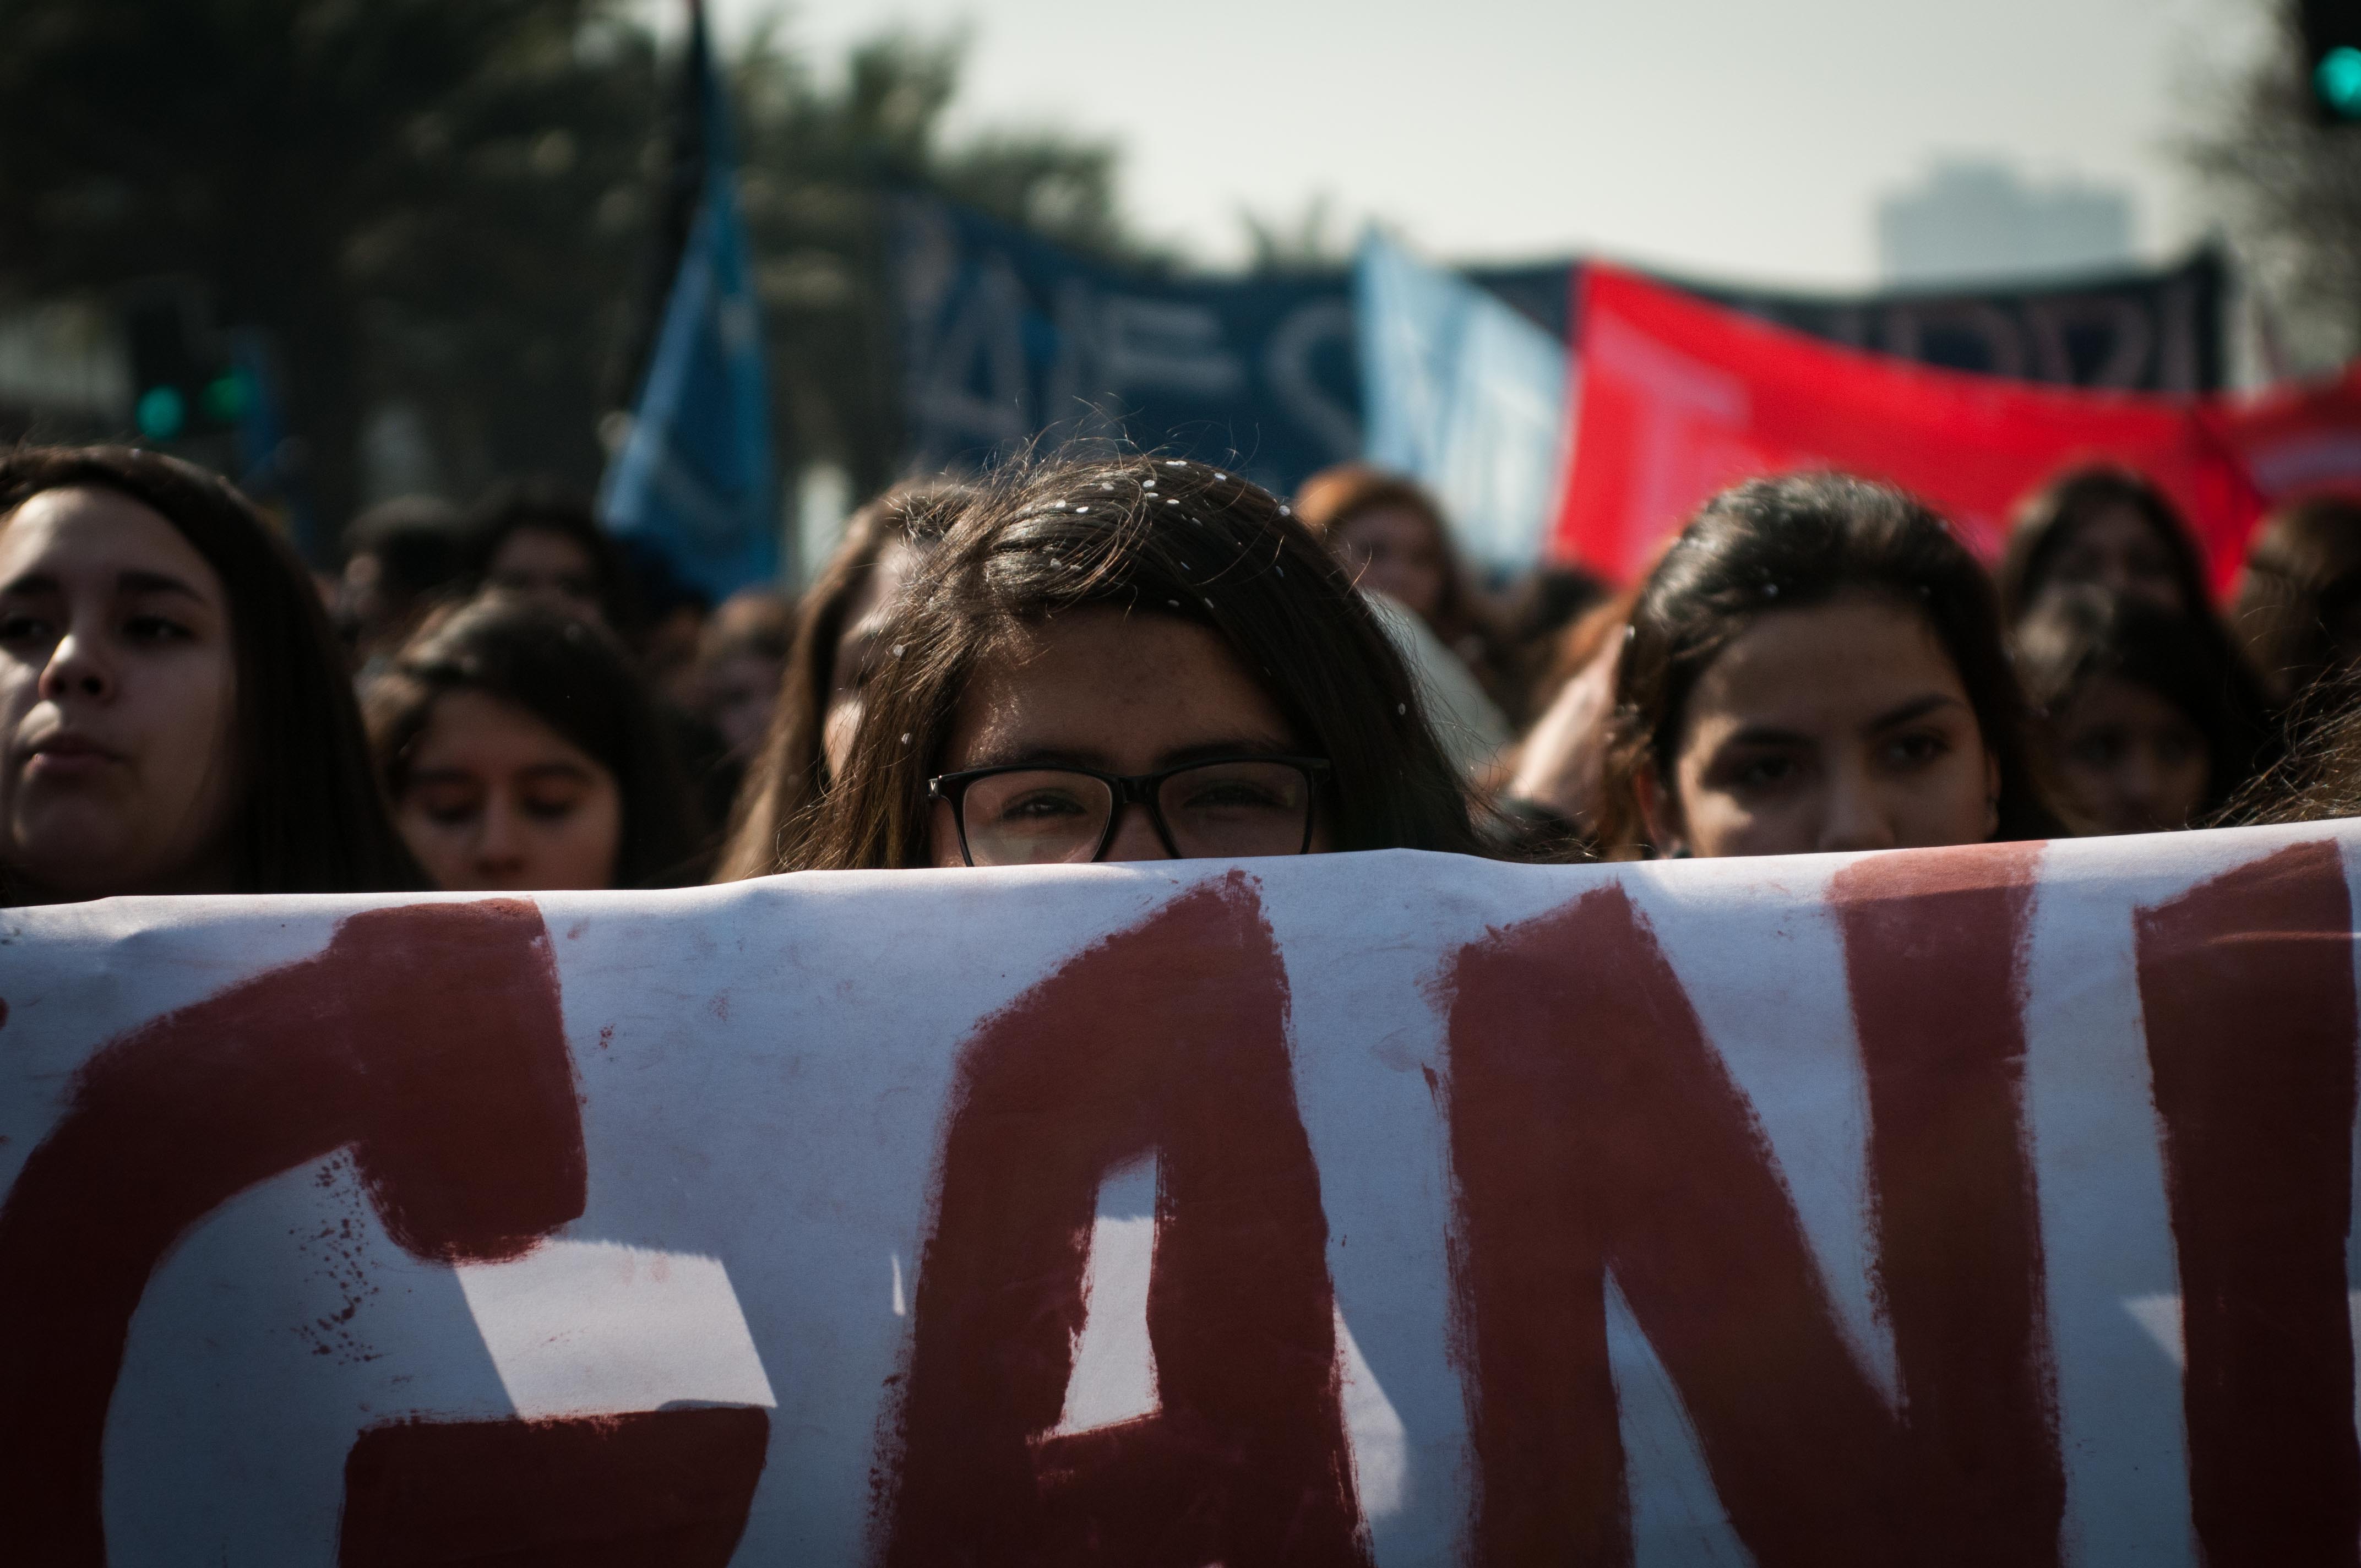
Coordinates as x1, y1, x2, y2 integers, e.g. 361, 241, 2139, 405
2, 437, 2358, 906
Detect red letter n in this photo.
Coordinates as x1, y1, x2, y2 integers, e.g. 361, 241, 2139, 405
1446, 862, 2059, 1567
2137, 840, 2360, 1567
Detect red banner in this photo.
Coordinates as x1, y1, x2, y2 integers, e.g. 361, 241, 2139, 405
2222, 364, 2361, 508
1554, 265, 2270, 589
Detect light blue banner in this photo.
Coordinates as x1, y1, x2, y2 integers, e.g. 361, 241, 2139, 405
1357, 233, 1570, 574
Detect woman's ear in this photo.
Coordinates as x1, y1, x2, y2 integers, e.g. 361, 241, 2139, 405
1634, 762, 1687, 858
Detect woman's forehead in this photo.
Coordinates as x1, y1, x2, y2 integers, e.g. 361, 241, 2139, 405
0, 485, 221, 598
1690, 595, 1961, 715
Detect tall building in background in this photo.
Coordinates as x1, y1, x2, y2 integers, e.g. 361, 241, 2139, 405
1878, 159, 2136, 285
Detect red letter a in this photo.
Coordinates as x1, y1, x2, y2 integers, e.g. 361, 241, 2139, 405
878, 874, 1369, 1568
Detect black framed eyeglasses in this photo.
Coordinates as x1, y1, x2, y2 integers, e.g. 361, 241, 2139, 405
927, 755, 1332, 867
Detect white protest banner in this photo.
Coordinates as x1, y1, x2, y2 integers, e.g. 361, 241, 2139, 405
0, 823, 2355, 1565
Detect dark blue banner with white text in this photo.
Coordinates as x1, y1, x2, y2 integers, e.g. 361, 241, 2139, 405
892, 198, 1364, 498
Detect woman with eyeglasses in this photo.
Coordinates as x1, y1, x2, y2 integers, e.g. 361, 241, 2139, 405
787, 453, 1483, 871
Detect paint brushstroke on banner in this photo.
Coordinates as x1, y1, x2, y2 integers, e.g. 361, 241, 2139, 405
3, 827, 2355, 1562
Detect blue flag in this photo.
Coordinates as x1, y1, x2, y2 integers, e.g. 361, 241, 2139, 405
599, 7, 775, 601
1357, 232, 1570, 574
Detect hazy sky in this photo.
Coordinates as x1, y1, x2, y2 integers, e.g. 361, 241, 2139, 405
692, 0, 2268, 287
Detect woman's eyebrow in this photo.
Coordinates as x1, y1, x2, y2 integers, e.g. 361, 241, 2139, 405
1863, 693, 1966, 732
1152, 736, 1303, 769
959, 744, 1118, 772
118, 569, 209, 602
1720, 723, 1814, 749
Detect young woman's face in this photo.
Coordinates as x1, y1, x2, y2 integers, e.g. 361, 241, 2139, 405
486, 527, 605, 626
927, 606, 1329, 867
2046, 674, 2210, 835
0, 486, 243, 900
706, 650, 785, 760
394, 688, 623, 891
1646, 592, 1999, 859
1333, 506, 1447, 624
821, 541, 918, 780
2037, 506, 2188, 618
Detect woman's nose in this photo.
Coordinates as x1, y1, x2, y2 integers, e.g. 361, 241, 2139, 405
1816, 770, 1898, 854
1100, 802, 1173, 863
38, 631, 113, 703
473, 803, 530, 874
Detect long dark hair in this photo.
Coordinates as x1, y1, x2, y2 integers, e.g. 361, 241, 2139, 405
2218, 656, 2361, 824
462, 478, 642, 635
0, 445, 420, 895
1602, 472, 2053, 853
2014, 587, 2275, 819
2229, 493, 2361, 706
1996, 464, 2213, 623
792, 453, 1483, 871
364, 596, 702, 888
713, 481, 971, 879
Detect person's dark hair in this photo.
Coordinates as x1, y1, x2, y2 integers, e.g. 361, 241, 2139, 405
2229, 493, 2361, 706
792, 453, 1484, 871
463, 478, 641, 635
1601, 471, 2054, 853
2014, 587, 2275, 820
0, 445, 421, 896
2217, 657, 2361, 825
700, 586, 796, 668
365, 596, 702, 888
338, 494, 467, 662
1292, 463, 1521, 716
344, 495, 464, 597
713, 480, 971, 879
1997, 464, 2212, 624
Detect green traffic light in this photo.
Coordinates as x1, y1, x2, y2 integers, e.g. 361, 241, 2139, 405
2320, 45, 2361, 119
199, 371, 248, 424
135, 385, 185, 441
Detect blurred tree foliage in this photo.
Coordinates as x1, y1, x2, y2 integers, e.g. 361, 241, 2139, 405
728, 24, 1146, 503
2188, 1, 2361, 374
0, 0, 661, 535
1240, 194, 1350, 276
0, 0, 1144, 542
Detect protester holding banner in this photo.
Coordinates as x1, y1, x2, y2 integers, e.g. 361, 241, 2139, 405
790, 455, 1483, 870
1598, 472, 2054, 858
2015, 589, 2272, 835
365, 596, 701, 891
714, 481, 970, 879
2231, 494, 2361, 707
0, 446, 421, 903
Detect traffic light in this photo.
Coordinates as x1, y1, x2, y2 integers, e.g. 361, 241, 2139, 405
124, 292, 249, 444
2304, 0, 2361, 125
